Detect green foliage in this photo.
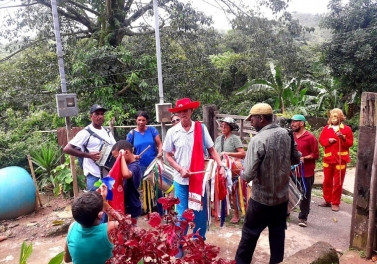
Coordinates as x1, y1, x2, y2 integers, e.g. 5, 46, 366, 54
48, 251, 64, 264
322, 0, 377, 97
0, 0, 345, 168
0, 45, 60, 113
51, 156, 86, 197
19, 241, 33, 264
238, 62, 303, 114
349, 130, 359, 167
0, 109, 60, 169
342, 194, 353, 205
209, 51, 248, 96
68, 41, 159, 126
18, 241, 64, 264
30, 143, 61, 191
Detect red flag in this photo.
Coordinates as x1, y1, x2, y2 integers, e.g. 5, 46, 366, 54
217, 168, 227, 201
108, 155, 125, 213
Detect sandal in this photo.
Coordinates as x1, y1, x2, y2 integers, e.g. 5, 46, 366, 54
318, 202, 331, 207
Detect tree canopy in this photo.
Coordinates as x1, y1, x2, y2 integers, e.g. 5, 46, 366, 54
0, 0, 352, 167
322, 0, 377, 97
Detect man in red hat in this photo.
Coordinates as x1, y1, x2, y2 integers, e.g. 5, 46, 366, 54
163, 98, 225, 257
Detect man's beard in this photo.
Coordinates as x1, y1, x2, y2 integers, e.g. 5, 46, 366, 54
291, 127, 300, 132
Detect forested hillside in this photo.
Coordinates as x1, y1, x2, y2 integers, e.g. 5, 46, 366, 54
0, 0, 375, 169
291, 12, 332, 43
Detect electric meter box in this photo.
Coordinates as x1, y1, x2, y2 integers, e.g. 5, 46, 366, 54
56, 93, 78, 117
155, 103, 172, 123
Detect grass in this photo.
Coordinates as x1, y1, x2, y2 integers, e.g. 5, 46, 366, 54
312, 187, 353, 204
348, 248, 367, 258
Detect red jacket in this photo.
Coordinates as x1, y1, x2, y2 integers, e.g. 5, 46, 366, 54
319, 124, 353, 164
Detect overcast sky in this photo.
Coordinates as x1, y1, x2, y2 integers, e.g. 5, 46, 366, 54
189, 0, 335, 30
0, 0, 347, 44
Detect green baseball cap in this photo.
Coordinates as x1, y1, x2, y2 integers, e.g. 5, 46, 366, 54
290, 114, 306, 122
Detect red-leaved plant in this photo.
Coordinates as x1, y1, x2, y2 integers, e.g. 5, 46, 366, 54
105, 197, 235, 264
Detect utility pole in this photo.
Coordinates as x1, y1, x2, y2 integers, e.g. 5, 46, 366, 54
50, 0, 78, 197
153, 0, 169, 141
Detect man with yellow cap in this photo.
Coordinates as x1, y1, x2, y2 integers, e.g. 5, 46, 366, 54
318, 108, 353, 212
235, 103, 300, 264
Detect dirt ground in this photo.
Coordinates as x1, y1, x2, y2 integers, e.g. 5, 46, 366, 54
0, 192, 72, 263
0, 171, 376, 264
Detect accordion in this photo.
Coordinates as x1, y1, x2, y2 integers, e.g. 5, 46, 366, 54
96, 141, 115, 170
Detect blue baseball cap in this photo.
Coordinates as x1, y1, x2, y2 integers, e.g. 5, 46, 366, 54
290, 114, 306, 122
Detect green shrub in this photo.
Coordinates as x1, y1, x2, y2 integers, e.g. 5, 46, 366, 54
30, 143, 61, 191
51, 155, 86, 197
0, 109, 63, 169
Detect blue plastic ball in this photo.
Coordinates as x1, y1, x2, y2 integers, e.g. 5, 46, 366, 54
0, 166, 36, 219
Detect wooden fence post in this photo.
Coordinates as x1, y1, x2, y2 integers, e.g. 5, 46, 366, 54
203, 104, 217, 140
240, 119, 244, 142
350, 92, 377, 250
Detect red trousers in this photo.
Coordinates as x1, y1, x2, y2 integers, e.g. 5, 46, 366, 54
322, 163, 347, 206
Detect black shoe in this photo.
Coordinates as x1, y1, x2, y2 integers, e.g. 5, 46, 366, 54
298, 219, 307, 227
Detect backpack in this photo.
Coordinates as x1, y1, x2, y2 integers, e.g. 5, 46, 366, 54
287, 128, 301, 165
77, 126, 115, 170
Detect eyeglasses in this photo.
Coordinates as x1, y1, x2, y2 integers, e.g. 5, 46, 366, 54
172, 118, 180, 124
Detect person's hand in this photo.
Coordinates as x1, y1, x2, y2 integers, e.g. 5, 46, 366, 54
97, 184, 108, 201
156, 152, 163, 159
88, 151, 101, 161
335, 131, 345, 140
179, 167, 189, 178
300, 156, 305, 163
220, 166, 226, 178
119, 149, 125, 157
109, 117, 115, 128
328, 138, 337, 144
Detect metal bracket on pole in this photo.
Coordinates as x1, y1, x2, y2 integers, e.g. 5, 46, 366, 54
50, 0, 78, 197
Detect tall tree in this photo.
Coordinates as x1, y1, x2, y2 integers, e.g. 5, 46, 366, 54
0, 0, 217, 52
322, 0, 377, 96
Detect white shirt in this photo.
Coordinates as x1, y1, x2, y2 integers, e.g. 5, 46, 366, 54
163, 121, 213, 185
69, 124, 116, 178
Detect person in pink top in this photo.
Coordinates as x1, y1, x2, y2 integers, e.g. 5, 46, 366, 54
318, 108, 353, 212
290, 114, 319, 227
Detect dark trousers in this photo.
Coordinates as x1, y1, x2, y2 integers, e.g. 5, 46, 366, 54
298, 176, 314, 221
235, 199, 288, 264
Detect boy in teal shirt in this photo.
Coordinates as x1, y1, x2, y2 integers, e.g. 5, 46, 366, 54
64, 185, 117, 264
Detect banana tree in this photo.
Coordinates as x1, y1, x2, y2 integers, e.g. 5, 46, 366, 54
237, 62, 295, 114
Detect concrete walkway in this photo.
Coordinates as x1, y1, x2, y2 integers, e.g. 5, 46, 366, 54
1, 167, 371, 264
205, 167, 364, 263
310, 167, 372, 264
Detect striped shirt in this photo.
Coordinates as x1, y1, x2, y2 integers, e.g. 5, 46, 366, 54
163, 121, 214, 185
243, 124, 300, 206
